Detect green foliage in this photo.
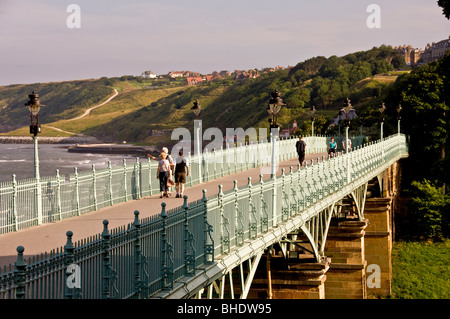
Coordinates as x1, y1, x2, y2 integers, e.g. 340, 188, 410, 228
295, 116, 329, 136
0, 45, 405, 144
407, 180, 450, 240
385, 53, 449, 185
391, 240, 450, 299
438, 0, 450, 19
0, 79, 113, 131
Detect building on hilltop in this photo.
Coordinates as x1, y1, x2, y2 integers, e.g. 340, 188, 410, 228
186, 76, 203, 86
168, 71, 185, 78
141, 70, 157, 78
393, 45, 423, 66
234, 69, 260, 80
423, 36, 450, 63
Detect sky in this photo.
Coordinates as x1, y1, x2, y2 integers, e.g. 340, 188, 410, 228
0, 0, 449, 86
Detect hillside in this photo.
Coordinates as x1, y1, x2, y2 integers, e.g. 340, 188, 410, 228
0, 45, 407, 147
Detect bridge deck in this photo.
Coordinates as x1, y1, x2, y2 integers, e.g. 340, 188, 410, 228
0, 153, 326, 268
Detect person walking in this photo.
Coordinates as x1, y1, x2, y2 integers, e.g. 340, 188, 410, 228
328, 137, 337, 157
174, 150, 190, 198
295, 135, 306, 166
156, 152, 171, 198
342, 137, 352, 152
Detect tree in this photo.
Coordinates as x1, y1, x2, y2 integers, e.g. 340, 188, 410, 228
438, 0, 450, 19
393, 55, 449, 184
407, 179, 450, 240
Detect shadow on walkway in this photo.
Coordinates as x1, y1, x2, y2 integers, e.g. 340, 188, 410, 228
0, 153, 326, 267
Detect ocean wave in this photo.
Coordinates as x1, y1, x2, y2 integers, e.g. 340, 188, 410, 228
0, 159, 27, 163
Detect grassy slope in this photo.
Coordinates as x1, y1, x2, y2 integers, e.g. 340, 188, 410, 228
1, 75, 398, 143
2, 83, 185, 139
391, 240, 450, 299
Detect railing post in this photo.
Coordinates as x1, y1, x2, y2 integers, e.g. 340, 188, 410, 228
101, 220, 111, 299
92, 165, 98, 211
74, 167, 80, 216
259, 174, 268, 233
108, 161, 114, 206
183, 195, 196, 275
134, 158, 141, 199
202, 189, 214, 264
55, 170, 62, 221
160, 203, 173, 290
11, 174, 18, 231
218, 184, 229, 254
132, 210, 142, 299
13, 246, 26, 299
64, 230, 81, 299
248, 177, 257, 239
234, 180, 244, 246
271, 173, 277, 228
123, 159, 128, 202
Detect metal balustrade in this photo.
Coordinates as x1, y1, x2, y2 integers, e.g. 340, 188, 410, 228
0, 134, 402, 299
0, 135, 339, 235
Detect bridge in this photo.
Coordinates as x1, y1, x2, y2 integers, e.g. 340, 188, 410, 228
0, 133, 408, 299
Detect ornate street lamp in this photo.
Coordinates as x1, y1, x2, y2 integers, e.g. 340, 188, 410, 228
267, 90, 284, 129
397, 104, 402, 134
25, 91, 44, 224
191, 100, 201, 119
339, 98, 356, 153
267, 90, 284, 227
26, 91, 44, 137
192, 100, 202, 183
311, 105, 316, 136
379, 101, 386, 141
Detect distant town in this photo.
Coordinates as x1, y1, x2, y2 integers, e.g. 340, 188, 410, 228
394, 35, 450, 66
140, 65, 287, 86
140, 36, 450, 88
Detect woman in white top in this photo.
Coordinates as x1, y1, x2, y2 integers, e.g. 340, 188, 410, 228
157, 152, 171, 198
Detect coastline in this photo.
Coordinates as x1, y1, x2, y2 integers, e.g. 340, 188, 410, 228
0, 135, 100, 144
0, 136, 157, 156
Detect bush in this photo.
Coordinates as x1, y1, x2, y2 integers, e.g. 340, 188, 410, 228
407, 179, 450, 240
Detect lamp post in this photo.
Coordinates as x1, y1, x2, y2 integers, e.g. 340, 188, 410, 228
339, 98, 355, 154
191, 100, 202, 183
267, 90, 284, 228
397, 104, 402, 135
379, 102, 386, 141
267, 90, 284, 178
310, 105, 316, 137
25, 91, 44, 225
339, 98, 356, 184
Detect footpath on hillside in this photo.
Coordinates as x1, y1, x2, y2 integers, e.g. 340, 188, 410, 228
0, 153, 326, 267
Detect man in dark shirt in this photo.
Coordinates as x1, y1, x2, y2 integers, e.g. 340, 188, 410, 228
295, 136, 306, 166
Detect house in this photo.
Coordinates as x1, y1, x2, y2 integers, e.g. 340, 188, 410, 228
186, 76, 203, 86
168, 71, 185, 78
203, 75, 213, 81
141, 70, 157, 79
423, 36, 450, 63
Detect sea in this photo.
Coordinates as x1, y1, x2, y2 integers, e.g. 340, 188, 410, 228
0, 144, 136, 183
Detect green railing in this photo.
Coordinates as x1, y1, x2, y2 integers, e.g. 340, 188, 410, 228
0, 135, 341, 235
0, 134, 407, 299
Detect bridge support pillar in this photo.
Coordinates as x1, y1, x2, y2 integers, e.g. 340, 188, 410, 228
324, 219, 368, 299
364, 197, 392, 298
248, 255, 330, 299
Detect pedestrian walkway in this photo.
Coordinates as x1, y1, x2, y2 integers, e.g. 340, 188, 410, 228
0, 153, 325, 268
